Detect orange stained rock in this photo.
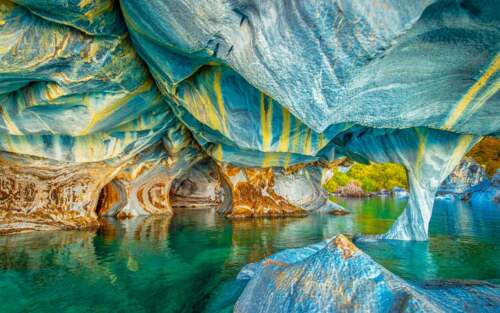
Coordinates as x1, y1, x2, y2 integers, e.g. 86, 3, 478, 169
220, 164, 307, 218
0, 152, 121, 234
333, 235, 359, 259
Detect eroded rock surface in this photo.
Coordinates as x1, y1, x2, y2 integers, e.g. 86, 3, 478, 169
348, 128, 479, 241
0, 0, 498, 238
170, 159, 227, 209
0, 152, 121, 234
234, 235, 500, 313
98, 132, 202, 218
219, 164, 307, 218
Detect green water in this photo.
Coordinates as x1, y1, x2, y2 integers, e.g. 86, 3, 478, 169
0, 198, 498, 313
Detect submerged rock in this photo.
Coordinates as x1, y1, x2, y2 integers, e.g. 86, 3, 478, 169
234, 235, 500, 313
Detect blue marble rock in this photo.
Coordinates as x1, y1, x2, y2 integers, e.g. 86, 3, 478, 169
234, 235, 500, 313
348, 128, 480, 240
121, 0, 499, 135
0, 1, 172, 163
0, 0, 499, 237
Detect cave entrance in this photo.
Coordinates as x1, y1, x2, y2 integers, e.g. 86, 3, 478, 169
169, 159, 230, 213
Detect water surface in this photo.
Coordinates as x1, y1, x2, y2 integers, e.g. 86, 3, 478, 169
0, 198, 498, 313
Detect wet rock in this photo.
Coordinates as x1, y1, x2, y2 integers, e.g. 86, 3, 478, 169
234, 235, 500, 313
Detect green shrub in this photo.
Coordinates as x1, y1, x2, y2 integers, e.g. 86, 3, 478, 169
323, 162, 408, 193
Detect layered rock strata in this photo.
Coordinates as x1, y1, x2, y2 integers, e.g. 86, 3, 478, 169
0, 152, 122, 234
0, 0, 498, 240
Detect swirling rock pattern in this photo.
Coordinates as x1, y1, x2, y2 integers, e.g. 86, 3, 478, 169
0, 0, 498, 239
98, 136, 202, 218
219, 164, 307, 218
0, 151, 121, 234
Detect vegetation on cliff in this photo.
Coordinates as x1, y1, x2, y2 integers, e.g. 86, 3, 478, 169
466, 137, 500, 177
324, 163, 407, 194
325, 137, 499, 194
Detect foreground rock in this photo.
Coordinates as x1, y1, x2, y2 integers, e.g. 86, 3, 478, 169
234, 235, 500, 313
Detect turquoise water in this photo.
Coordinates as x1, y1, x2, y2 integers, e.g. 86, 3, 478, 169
0, 198, 498, 313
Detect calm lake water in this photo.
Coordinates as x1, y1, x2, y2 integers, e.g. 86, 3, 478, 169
0, 198, 498, 313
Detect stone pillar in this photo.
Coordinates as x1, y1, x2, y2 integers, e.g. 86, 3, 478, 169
348, 128, 480, 241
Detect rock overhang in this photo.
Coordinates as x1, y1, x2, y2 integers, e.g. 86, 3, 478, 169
0, 0, 498, 237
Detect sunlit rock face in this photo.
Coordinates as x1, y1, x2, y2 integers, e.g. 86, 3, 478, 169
439, 157, 489, 195
219, 164, 308, 218
234, 235, 500, 313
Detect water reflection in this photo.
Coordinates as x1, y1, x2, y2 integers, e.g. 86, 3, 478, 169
0, 199, 498, 313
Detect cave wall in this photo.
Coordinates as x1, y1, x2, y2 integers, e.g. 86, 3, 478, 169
0, 0, 498, 239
